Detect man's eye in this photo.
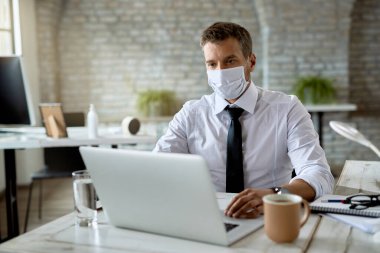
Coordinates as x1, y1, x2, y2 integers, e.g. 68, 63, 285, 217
207, 63, 216, 68
227, 59, 235, 64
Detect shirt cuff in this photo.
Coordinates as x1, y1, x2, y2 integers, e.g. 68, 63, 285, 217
290, 169, 334, 199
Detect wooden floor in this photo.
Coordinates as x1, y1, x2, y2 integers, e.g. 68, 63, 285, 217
0, 178, 73, 239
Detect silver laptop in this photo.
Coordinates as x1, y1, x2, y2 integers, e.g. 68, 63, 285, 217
79, 147, 263, 246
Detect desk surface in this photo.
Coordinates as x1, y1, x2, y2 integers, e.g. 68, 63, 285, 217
1, 160, 379, 253
335, 160, 380, 195
0, 130, 157, 240
0, 132, 156, 149
305, 103, 357, 112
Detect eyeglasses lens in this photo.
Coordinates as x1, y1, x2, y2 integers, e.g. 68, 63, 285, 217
349, 195, 378, 210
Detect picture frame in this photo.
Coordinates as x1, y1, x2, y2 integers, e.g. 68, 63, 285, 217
39, 103, 68, 138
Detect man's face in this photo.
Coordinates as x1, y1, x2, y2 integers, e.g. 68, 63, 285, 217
203, 37, 256, 81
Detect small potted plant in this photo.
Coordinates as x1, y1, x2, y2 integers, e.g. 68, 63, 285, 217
136, 89, 178, 117
292, 76, 336, 104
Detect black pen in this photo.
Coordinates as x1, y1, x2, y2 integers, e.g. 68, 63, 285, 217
321, 199, 345, 203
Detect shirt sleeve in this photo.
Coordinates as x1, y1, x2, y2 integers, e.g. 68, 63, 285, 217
153, 103, 190, 154
286, 96, 335, 199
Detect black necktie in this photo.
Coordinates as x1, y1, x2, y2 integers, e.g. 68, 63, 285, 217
225, 107, 244, 193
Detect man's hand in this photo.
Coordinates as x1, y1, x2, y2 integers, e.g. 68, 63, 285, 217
224, 188, 273, 219
224, 180, 316, 219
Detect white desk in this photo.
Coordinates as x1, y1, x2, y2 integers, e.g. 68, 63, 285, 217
334, 160, 380, 195
0, 130, 156, 241
0, 133, 155, 149
0, 161, 379, 252
305, 103, 357, 147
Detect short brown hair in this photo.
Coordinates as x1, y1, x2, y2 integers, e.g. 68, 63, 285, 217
200, 22, 252, 58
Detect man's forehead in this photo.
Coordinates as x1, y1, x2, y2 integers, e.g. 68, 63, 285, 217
203, 38, 244, 60
203, 37, 240, 49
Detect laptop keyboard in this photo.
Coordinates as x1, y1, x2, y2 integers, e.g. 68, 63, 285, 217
224, 222, 239, 232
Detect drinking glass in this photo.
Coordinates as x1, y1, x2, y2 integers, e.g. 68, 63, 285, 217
72, 170, 97, 227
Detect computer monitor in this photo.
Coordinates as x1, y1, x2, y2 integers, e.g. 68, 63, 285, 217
0, 56, 36, 126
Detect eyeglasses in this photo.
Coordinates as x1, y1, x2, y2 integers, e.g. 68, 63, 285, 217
343, 194, 380, 210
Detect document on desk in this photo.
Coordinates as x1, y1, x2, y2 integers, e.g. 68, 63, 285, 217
325, 213, 380, 234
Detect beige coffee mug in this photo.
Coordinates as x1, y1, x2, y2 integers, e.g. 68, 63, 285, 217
263, 194, 310, 243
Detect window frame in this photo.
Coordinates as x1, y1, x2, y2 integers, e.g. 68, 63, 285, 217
0, 0, 21, 55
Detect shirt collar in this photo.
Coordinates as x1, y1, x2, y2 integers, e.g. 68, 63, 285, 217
213, 81, 258, 115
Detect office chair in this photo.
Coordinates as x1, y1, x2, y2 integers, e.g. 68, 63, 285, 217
24, 112, 86, 232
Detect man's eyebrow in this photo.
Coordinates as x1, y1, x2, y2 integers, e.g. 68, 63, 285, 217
224, 55, 238, 60
206, 55, 238, 63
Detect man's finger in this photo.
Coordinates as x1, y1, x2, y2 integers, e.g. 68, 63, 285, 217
231, 198, 262, 218
225, 192, 258, 216
225, 189, 251, 214
233, 206, 261, 219
225, 193, 253, 215
227, 189, 251, 207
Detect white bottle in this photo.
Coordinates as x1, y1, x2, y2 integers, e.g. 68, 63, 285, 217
87, 104, 98, 139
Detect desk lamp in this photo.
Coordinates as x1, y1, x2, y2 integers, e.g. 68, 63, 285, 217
329, 121, 380, 159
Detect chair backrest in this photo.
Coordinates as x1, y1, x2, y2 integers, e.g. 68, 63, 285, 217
44, 112, 86, 171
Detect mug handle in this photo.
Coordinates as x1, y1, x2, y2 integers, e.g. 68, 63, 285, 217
300, 199, 311, 227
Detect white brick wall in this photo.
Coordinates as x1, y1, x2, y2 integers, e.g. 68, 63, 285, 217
350, 0, 380, 112
254, 0, 354, 102
35, 0, 380, 171
37, 0, 262, 122
36, 0, 63, 102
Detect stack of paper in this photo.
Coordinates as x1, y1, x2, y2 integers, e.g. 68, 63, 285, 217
311, 194, 380, 233
326, 213, 380, 234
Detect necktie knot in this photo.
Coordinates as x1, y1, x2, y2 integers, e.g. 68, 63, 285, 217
226, 107, 244, 120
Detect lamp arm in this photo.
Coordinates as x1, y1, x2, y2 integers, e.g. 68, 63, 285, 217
368, 143, 380, 159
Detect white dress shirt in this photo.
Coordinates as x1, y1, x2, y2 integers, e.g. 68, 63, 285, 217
153, 82, 334, 198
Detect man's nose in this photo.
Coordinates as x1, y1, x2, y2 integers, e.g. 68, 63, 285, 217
216, 63, 228, 70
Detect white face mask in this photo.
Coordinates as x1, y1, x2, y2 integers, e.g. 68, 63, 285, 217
207, 66, 248, 100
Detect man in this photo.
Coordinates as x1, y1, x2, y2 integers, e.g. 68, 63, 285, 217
154, 22, 334, 219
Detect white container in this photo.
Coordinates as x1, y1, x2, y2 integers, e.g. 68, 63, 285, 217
87, 104, 98, 139
121, 116, 140, 136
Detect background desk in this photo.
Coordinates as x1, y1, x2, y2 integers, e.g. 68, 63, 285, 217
305, 103, 357, 147
0, 132, 156, 241
0, 160, 378, 252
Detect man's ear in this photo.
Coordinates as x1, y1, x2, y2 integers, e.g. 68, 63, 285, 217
249, 53, 256, 72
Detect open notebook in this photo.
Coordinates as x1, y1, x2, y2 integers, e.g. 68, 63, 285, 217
311, 194, 380, 218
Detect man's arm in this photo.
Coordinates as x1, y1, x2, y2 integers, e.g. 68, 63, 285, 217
224, 179, 315, 219
281, 179, 315, 201
153, 104, 189, 153
286, 97, 334, 198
